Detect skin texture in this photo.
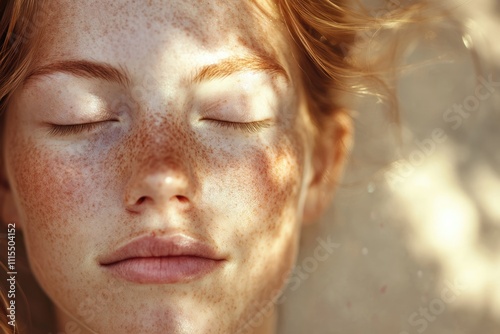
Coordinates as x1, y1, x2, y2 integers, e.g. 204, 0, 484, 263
1, 1, 347, 333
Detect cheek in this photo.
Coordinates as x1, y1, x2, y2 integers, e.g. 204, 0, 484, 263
203, 136, 304, 233
8, 139, 98, 226
5, 134, 107, 274
203, 133, 306, 317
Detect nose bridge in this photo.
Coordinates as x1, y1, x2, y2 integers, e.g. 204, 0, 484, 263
124, 115, 194, 211
141, 147, 184, 172
133, 113, 186, 170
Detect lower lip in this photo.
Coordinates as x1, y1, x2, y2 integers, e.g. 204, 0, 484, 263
102, 256, 223, 284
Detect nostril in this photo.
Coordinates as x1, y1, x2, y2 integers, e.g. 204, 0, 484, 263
136, 195, 187, 205
175, 195, 189, 203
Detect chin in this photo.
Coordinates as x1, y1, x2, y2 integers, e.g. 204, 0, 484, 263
79, 303, 223, 334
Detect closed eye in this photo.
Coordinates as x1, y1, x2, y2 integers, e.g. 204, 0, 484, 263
47, 120, 116, 136
203, 119, 272, 134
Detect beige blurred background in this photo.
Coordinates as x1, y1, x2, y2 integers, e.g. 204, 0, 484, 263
278, 1, 500, 333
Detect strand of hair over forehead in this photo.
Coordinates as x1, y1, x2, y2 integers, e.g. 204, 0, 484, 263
0, 0, 39, 115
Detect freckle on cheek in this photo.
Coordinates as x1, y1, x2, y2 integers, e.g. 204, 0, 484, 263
254, 145, 301, 224
10, 140, 87, 226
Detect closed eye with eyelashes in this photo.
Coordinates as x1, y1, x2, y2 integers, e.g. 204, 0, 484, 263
202, 119, 272, 134
47, 120, 115, 136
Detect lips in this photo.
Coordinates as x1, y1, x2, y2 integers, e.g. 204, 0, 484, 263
99, 234, 225, 284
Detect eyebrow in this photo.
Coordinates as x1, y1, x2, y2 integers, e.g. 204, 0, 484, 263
24, 54, 289, 87
26, 60, 131, 87
190, 54, 289, 84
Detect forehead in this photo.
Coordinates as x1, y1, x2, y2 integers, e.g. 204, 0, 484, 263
37, 0, 288, 66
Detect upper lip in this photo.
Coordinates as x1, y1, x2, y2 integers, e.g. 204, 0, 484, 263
99, 234, 224, 265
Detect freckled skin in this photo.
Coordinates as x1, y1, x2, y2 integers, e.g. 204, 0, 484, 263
3, 1, 316, 333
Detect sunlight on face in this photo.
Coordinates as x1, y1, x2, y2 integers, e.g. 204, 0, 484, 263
3, 0, 316, 333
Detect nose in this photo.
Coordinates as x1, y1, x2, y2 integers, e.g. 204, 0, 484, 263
124, 158, 191, 213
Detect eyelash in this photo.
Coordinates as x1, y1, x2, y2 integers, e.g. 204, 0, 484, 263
47, 121, 110, 136
205, 119, 271, 134
47, 119, 271, 136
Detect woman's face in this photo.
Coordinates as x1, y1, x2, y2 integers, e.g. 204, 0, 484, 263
3, 1, 318, 333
